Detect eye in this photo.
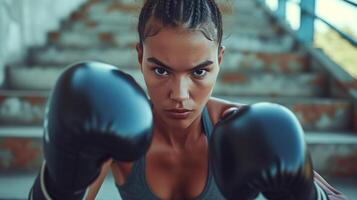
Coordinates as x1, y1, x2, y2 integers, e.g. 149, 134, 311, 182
192, 69, 208, 78
154, 67, 169, 76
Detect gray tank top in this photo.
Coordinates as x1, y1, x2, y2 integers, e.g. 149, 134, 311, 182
116, 106, 226, 199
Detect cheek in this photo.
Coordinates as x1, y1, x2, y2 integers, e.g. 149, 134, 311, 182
142, 68, 167, 100
192, 72, 218, 99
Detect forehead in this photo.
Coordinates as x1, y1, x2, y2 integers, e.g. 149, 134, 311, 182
143, 27, 218, 65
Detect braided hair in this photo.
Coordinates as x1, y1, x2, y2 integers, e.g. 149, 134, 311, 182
138, 0, 223, 48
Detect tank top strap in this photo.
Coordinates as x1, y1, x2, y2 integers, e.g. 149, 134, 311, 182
201, 106, 214, 139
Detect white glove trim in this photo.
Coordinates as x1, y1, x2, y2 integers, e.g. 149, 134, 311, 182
40, 161, 53, 200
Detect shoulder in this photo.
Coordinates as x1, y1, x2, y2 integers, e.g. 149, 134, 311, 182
206, 97, 246, 126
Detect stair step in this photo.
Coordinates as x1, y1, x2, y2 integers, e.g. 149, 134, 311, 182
65, 1, 274, 35
214, 72, 328, 97
0, 90, 48, 126
32, 35, 294, 65
84, 0, 141, 15
1, 127, 356, 177
66, 13, 274, 34
6, 66, 63, 90
222, 51, 308, 73
7, 55, 310, 90
78, 0, 260, 19
31, 34, 294, 65
69, 8, 139, 26
226, 27, 278, 38
68, 19, 137, 32
46, 30, 291, 51
223, 34, 294, 53
5, 66, 145, 90
0, 128, 43, 172
23, 49, 308, 76
223, 14, 273, 30
49, 27, 283, 50
0, 89, 352, 131
70, 12, 272, 31
49, 28, 281, 49
221, 0, 264, 16
307, 132, 357, 177
30, 47, 138, 67
217, 96, 353, 132
48, 30, 137, 48
66, 20, 277, 39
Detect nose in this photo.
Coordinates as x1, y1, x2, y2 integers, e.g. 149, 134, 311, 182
169, 76, 190, 102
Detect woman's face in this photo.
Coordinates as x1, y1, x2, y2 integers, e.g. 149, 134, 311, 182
137, 27, 224, 129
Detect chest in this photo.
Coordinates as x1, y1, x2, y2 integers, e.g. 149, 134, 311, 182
145, 141, 209, 200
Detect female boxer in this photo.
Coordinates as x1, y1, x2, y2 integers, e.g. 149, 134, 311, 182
29, 0, 347, 199
86, 1, 347, 200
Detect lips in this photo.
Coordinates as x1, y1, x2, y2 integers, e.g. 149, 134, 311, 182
164, 108, 193, 119
167, 108, 192, 113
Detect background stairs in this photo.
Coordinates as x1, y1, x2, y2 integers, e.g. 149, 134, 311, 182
1, 0, 357, 188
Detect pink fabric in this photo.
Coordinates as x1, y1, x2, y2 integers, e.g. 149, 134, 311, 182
314, 171, 349, 200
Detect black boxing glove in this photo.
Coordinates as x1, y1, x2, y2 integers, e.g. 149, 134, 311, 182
210, 102, 328, 200
28, 62, 153, 200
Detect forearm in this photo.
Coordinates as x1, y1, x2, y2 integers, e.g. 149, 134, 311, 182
85, 159, 113, 200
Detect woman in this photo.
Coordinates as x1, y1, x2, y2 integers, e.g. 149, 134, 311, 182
86, 0, 346, 200
87, 0, 232, 199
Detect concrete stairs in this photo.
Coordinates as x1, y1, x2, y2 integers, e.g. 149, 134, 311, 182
1, 0, 357, 183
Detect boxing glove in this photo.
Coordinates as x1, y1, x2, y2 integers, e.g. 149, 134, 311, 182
210, 102, 327, 200
29, 62, 153, 199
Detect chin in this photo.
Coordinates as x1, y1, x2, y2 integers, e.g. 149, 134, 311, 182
156, 111, 197, 129
164, 116, 194, 129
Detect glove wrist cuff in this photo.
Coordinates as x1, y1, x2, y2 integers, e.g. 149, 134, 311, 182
28, 161, 53, 200
314, 181, 329, 200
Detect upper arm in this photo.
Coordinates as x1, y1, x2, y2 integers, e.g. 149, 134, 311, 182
207, 97, 246, 125
85, 159, 113, 200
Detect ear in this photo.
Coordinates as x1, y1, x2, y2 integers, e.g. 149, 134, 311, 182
218, 46, 225, 66
136, 43, 143, 71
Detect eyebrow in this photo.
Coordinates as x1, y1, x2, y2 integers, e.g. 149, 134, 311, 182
147, 57, 213, 71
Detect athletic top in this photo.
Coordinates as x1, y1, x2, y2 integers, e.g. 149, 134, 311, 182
114, 106, 348, 200
115, 106, 226, 199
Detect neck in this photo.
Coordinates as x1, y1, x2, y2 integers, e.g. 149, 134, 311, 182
154, 112, 204, 151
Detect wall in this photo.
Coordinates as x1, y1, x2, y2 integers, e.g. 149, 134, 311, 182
0, 0, 87, 86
